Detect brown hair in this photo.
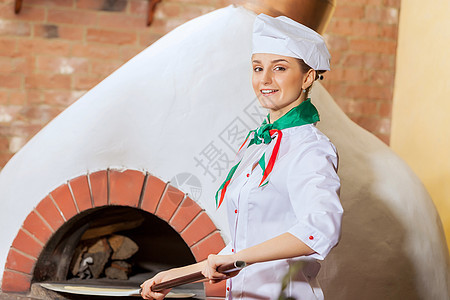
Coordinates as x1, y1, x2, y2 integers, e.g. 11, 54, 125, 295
297, 59, 326, 97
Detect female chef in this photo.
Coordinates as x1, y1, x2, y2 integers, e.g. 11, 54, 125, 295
141, 13, 343, 300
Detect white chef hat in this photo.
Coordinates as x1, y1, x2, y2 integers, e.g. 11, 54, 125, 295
252, 14, 331, 71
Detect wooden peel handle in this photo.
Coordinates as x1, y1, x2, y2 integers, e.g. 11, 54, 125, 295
151, 261, 246, 292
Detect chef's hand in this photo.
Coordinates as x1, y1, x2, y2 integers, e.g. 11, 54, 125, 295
140, 270, 171, 300
202, 254, 241, 284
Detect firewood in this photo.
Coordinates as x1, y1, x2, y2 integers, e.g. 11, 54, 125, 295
105, 261, 132, 280
108, 235, 139, 260
80, 219, 144, 240
84, 238, 112, 278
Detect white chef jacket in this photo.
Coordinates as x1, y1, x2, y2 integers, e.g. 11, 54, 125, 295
218, 123, 343, 300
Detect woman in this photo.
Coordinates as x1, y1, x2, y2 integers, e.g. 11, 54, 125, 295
141, 13, 343, 300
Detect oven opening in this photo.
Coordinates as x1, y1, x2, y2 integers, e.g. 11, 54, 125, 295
31, 206, 204, 299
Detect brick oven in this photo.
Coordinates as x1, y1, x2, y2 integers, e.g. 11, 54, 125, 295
0, 6, 260, 299
3, 169, 227, 298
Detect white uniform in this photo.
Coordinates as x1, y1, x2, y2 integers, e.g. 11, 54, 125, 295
219, 123, 343, 300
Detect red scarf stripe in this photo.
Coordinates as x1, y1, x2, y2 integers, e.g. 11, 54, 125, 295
217, 180, 231, 208
259, 129, 282, 186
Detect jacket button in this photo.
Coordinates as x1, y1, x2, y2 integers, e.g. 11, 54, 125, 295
235, 209, 238, 213
246, 173, 250, 177
232, 248, 234, 252
309, 236, 314, 240
227, 287, 230, 291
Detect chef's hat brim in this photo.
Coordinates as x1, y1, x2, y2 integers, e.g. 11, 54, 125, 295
252, 14, 331, 71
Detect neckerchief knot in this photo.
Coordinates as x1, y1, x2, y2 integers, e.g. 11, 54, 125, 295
215, 99, 320, 208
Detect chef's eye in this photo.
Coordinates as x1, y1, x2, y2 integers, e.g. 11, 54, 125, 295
253, 66, 263, 72
274, 66, 286, 71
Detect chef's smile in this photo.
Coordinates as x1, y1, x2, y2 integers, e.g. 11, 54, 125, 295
252, 53, 307, 122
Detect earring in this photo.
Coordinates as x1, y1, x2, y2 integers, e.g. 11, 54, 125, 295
318, 74, 324, 80
302, 89, 307, 93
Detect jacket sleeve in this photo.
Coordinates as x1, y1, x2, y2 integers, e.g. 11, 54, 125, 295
286, 138, 343, 260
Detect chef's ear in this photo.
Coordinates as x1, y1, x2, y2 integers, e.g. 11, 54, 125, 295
302, 69, 316, 90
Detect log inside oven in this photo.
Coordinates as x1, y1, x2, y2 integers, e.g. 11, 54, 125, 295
32, 206, 204, 299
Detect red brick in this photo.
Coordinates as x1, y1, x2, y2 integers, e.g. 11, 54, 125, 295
87, 28, 137, 45
25, 74, 71, 89
370, 70, 394, 86
22, 210, 53, 243
0, 38, 16, 56
109, 169, 145, 206
7, 89, 25, 105
350, 38, 397, 54
140, 175, 166, 213
0, 5, 45, 22
98, 14, 145, 29
379, 101, 392, 118
76, 0, 127, 11
19, 105, 62, 124
48, 8, 98, 25
5, 249, 36, 274
71, 44, 121, 59
76, 0, 107, 10
0, 74, 22, 88
34, 24, 84, 40
376, 133, 390, 145
30, 0, 73, 7
381, 24, 398, 40
89, 170, 108, 206
150, 18, 186, 35
378, 118, 391, 135
11, 56, 34, 75
0, 105, 22, 123
365, 6, 399, 24
90, 60, 123, 76
0, 153, 13, 167
139, 31, 162, 47
348, 99, 378, 116
16, 39, 71, 56
0, 137, 10, 152
51, 184, 78, 220
69, 175, 93, 212
351, 116, 382, 133
154, 2, 182, 19
42, 90, 82, 106
129, 0, 147, 15
204, 281, 226, 298
155, 185, 185, 222
334, 4, 365, 19
327, 35, 349, 51
11, 229, 43, 258
169, 197, 202, 232
363, 54, 394, 69
181, 211, 217, 247
0, 20, 31, 37
119, 46, 142, 61
1, 270, 31, 293
35, 196, 65, 231
0, 90, 8, 104
190, 231, 226, 261
73, 74, 103, 90
384, 0, 401, 7
36, 56, 89, 74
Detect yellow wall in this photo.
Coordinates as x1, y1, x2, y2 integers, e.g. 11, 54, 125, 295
391, 0, 450, 250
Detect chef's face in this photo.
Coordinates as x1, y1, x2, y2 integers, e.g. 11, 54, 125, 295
252, 53, 308, 120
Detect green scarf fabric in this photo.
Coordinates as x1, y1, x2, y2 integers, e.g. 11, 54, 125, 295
249, 98, 320, 146
215, 98, 320, 208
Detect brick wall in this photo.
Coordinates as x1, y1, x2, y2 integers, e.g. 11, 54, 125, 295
0, 0, 400, 169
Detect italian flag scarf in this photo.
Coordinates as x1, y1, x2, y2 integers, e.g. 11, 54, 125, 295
215, 98, 320, 208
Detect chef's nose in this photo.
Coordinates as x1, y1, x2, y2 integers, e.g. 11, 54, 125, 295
261, 70, 272, 85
